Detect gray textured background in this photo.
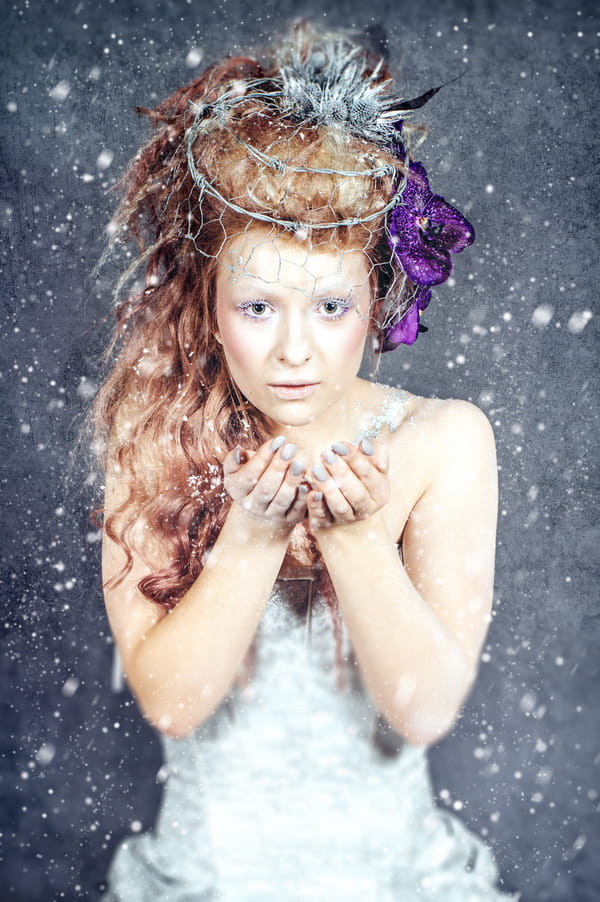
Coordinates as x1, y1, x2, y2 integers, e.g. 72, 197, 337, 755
1, 0, 598, 899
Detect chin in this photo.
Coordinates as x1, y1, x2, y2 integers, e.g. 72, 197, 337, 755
270, 409, 317, 427
256, 398, 318, 426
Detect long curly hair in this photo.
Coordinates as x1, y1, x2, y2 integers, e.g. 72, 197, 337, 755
91, 21, 416, 690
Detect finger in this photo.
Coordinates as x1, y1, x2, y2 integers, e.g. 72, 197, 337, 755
250, 441, 304, 511
361, 437, 389, 474
285, 482, 310, 521
225, 434, 286, 494
222, 444, 252, 477
262, 452, 309, 517
309, 463, 355, 520
332, 440, 389, 494
307, 490, 331, 530
315, 444, 389, 517
335, 438, 388, 472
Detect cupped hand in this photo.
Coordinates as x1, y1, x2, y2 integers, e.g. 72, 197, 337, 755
223, 436, 309, 530
306, 438, 390, 532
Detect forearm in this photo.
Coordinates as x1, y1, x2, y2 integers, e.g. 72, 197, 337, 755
127, 504, 290, 738
316, 514, 475, 746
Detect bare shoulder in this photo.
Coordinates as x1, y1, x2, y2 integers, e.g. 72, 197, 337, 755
410, 395, 494, 436
356, 381, 493, 442
381, 393, 496, 529
402, 396, 497, 496
407, 391, 494, 448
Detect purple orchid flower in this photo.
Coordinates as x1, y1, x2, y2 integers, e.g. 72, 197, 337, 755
382, 287, 431, 350
388, 161, 474, 287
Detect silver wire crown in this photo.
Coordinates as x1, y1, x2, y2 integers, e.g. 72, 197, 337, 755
184, 31, 440, 231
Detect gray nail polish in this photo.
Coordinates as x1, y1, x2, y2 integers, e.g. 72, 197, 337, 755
298, 484, 309, 495
271, 435, 286, 452
233, 446, 241, 465
360, 438, 375, 456
331, 441, 349, 456
290, 459, 305, 476
312, 463, 329, 481
323, 450, 336, 465
281, 442, 296, 461
313, 491, 323, 502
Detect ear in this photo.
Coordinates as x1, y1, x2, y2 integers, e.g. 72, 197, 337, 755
214, 332, 223, 345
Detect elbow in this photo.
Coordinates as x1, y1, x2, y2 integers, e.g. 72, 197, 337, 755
401, 709, 459, 748
377, 697, 461, 748
122, 677, 193, 740
139, 689, 222, 740
127, 662, 216, 740
144, 705, 205, 740
154, 719, 197, 741
386, 663, 476, 748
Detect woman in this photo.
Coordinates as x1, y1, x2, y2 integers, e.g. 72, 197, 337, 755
96, 20, 517, 901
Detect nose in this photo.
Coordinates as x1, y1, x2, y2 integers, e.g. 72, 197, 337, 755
274, 311, 313, 366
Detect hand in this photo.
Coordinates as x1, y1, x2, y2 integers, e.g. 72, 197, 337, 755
306, 438, 390, 532
223, 436, 309, 531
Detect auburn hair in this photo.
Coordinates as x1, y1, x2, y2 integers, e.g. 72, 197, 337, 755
92, 22, 415, 690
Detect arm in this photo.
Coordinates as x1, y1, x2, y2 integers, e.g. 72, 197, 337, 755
102, 437, 308, 739
310, 400, 498, 747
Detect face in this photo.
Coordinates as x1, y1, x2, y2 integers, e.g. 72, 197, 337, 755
214, 227, 373, 432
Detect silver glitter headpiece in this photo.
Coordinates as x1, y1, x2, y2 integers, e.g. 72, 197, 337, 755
185, 31, 441, 231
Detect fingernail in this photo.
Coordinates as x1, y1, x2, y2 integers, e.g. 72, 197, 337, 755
281, 442, 296, 461
290, 459, 305, 476
322, 450, 336, 465
312, 464, 329, 481
360, 438, 375, 456
298, 484, 309, 495
331, 442, 349, 456
313, 491, 323, 502
271, 435, 286, 452
233, 446, 241, 465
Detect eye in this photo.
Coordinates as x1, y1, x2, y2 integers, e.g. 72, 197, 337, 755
238, 300, 273, 319
317, 298, 352, 319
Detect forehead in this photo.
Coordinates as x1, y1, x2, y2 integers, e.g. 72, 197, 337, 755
216, 227, 371, 297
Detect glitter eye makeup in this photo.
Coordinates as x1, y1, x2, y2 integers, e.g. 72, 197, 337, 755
316, 298, 353, 319
237, 301, 273, 319
237, 297, 353, 321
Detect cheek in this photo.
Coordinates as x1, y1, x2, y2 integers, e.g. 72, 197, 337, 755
220, 322, 251, 369
338, 313, 370, 358
218, 319, 268, 389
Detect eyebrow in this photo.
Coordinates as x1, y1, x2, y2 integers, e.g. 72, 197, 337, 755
227, 275, 359, 295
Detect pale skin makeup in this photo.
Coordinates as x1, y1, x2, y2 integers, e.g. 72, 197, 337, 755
214, 227, 389, 531
214, 229, 373, 444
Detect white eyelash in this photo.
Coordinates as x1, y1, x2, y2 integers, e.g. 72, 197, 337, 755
237, 298, 353, 320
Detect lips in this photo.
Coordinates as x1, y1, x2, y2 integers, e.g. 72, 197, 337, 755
269, 383, 319, 400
